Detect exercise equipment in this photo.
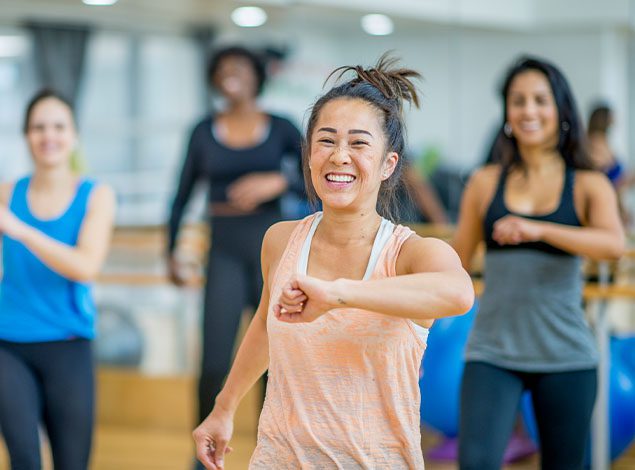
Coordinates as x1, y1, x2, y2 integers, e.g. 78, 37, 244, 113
419, 301, 477, 437
95, 302, 144, 367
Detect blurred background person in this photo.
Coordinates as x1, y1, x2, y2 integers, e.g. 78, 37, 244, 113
588, 103, 634, 225
0, 89, 116, 470
588, 104, 624, 186
453, 56, 624, 470
165, 45, 304, 439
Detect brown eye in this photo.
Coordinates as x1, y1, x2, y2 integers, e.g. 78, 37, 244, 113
510, 97, 525, 107
535, 95, 549, 105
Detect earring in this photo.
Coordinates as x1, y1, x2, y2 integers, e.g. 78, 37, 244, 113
561, 121, 570, 132
503, 122, 513, 137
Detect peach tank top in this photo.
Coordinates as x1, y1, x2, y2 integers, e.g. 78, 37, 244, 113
250, 212, 427, 469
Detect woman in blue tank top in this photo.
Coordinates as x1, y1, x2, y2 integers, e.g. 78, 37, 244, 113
453, 57, 624, 469
0, 90, 116, 470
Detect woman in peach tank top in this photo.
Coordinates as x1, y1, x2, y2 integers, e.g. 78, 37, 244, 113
193, 54, 474, 470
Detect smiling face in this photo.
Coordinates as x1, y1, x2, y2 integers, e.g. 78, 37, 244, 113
212, 54, 259, 102
25, 97, 77, 170
308, 98, 398, 213
506, 70, 559, 151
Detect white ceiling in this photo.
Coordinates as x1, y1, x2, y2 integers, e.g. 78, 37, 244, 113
0, 0, 634, 34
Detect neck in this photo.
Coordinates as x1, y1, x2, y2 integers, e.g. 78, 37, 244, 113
31, 166, 75, 191
225, 98, 260, 116
517, 145, 563, 175
317, 207, 382, 248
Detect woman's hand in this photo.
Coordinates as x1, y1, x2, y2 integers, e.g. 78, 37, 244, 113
274, 275, 340, 323
493, 215, 544, 245
167, 255, 188, 286
192, 405, 235, 470
0, 206, 26, 239
226, 172, 288, 211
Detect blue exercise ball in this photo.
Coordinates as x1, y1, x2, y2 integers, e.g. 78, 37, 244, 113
95, 302, 144, 367
613, 335, 635, 373
419, 300, 478, 437
604, 337, 635, 460
521, 337, 635, 462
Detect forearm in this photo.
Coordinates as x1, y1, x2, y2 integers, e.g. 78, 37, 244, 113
540, 222, 624, 260
331, 270, 474, 320
413, 184, 448, 224
18, 225, 104, 282
267, 171, 289, 199
214, 315, 269, 414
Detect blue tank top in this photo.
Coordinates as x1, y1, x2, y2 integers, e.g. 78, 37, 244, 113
0, 176, 98, 342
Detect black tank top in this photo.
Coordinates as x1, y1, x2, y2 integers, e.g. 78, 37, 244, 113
483, 166, 581, 256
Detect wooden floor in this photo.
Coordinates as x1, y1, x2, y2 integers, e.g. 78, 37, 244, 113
4, 426, 634, 470
1, 368, 634, 469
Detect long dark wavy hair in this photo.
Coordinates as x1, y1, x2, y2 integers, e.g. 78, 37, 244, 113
490, 56, 593, 171
303, 53, 422, 221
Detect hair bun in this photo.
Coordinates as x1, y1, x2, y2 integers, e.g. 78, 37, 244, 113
327, 52, 422, 109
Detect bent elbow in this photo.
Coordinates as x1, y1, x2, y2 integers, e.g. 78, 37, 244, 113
611, 243, 626, 260
604, 236, 626, 261
72, 266, 100, 283
454, 287, 475, 316
606, 249, 624, 261
443, 276, 475, 317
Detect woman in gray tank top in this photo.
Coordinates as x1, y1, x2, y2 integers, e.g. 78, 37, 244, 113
453, 57, 624, 470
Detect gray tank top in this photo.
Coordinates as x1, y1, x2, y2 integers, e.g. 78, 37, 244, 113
466, 168, 598, 371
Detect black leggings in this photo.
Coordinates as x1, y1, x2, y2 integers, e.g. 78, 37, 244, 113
459, 361, 596, 470
198, 210, 280, 422
0, 338, 94, 470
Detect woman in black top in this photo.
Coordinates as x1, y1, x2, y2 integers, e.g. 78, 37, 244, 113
167, 46, 303, 425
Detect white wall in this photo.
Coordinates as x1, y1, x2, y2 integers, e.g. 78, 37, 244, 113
1, 8, 632, 225
222, 23, 627, 170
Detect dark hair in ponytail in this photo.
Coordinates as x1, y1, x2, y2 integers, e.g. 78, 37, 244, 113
303, 53, 421, 221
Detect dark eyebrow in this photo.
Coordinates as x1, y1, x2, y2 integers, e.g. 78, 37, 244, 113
316, 127, 372, 137
349, 129, 372, 137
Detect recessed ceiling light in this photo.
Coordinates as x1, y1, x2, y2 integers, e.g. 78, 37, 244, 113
231, 6, 268, 28
361, 14, 394, 36
83, 0, 119, 5
0, 36, 28, 58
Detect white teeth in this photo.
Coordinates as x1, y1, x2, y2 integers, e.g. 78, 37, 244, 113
520, 122, 540, 131
326, 174, 355, 183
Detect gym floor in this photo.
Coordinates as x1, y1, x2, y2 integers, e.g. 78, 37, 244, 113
1, 367, 633, 470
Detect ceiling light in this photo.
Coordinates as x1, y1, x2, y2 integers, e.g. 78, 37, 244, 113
231, 6, 268, 28
0, 36, 28, 58
83, 0, 119, 5
361, 14, 394, 36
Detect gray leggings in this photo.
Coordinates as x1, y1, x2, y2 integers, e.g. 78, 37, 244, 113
459, 361, 597, 470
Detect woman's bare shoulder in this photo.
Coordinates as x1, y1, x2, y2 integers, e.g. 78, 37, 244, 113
262, 220, 302, 261
470, 164, 502, 187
